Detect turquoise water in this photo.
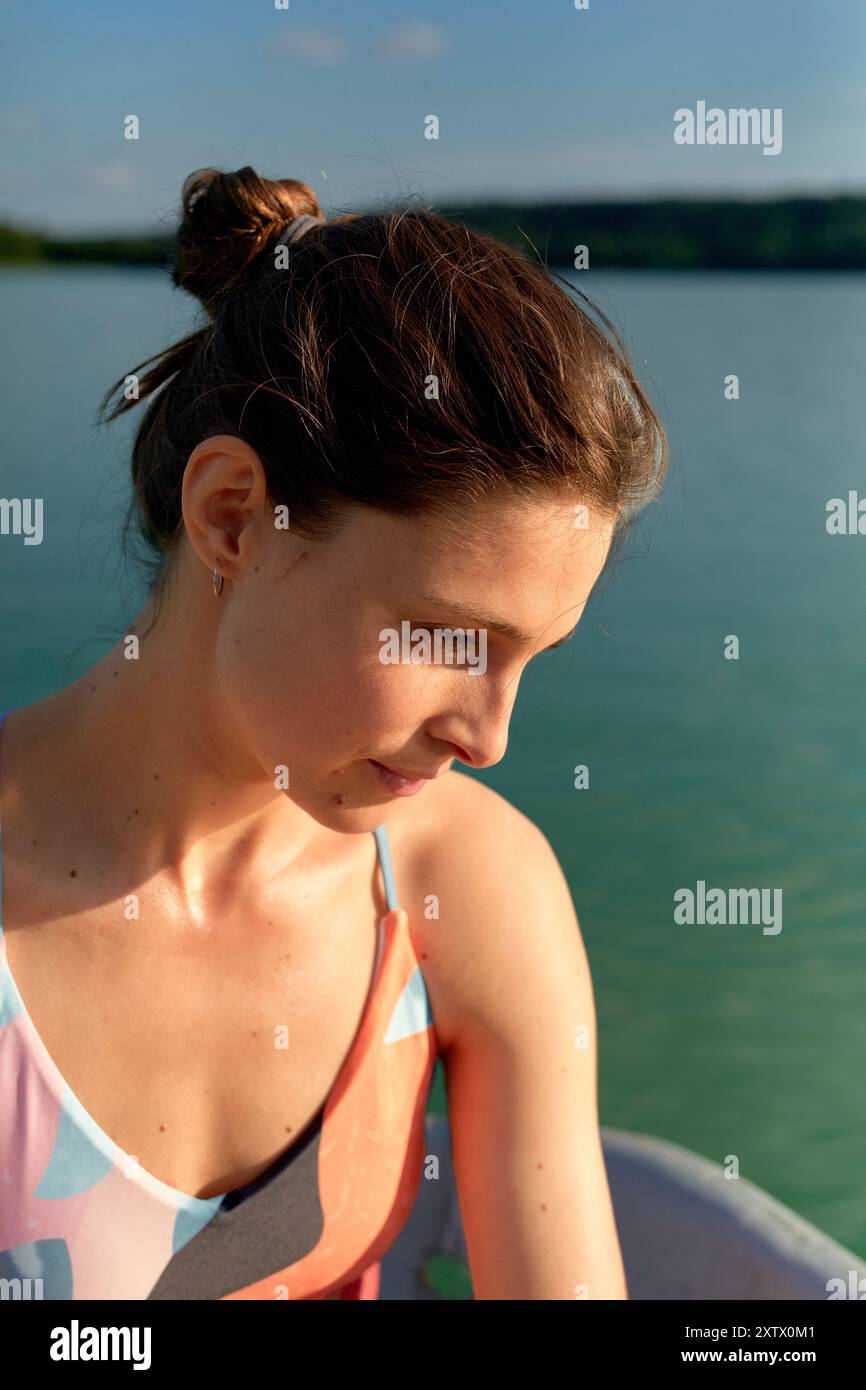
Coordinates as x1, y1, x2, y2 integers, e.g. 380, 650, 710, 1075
2, 266, 865, 1256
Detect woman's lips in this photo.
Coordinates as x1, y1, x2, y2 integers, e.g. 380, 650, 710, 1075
368, 759, 436, 797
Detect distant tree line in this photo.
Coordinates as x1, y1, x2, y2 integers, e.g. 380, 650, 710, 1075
0, 195, 863, 269
440, 196, 866, 269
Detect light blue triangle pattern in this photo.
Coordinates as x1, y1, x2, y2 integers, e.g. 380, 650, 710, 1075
34, 1085, 116, 1199
0, 1237, 73, 1299
172, 1195, 225, 1253
383, 967, 433, 1044
0, 960, 24, 1026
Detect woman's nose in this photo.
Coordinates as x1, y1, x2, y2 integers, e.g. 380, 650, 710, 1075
428, 675, 519, 771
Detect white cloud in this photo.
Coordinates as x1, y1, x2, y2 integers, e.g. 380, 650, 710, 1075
267, 22, 449, 67
270, 25, 349, 66
84, 162, 136, 192
375, 23, 450, 63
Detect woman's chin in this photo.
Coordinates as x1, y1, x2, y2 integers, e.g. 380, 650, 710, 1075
287, 786, 389, 834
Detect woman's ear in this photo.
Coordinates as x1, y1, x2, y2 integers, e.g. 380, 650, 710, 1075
180, 434, 268, 583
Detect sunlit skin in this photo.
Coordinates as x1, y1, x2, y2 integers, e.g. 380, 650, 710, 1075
0, 433, 625, 1293
4, 435, 615, 917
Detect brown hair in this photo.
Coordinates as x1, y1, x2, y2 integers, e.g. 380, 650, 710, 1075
98, 165, 668, 628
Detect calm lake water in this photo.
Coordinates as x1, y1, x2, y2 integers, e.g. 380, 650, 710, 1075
1, 265, 865, 1258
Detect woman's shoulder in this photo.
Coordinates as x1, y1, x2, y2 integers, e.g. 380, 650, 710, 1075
387, 770, 590, 1057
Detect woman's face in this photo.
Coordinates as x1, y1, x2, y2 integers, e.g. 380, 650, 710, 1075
210, 484, 615, 833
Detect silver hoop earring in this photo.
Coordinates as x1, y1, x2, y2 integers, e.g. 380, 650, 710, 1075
212, 562, 224, 598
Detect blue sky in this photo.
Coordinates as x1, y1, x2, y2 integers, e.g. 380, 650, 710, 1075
2, 0, 864, 234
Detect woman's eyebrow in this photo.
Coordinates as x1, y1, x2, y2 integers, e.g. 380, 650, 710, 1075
410, 591, 578, 649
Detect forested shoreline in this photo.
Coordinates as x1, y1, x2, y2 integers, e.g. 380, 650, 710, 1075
1, 194, 863, 269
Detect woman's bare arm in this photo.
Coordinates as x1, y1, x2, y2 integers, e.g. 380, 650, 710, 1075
419, 783, 627, 1300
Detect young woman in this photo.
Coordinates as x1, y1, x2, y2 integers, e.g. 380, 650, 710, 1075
0, 167, 667, 1300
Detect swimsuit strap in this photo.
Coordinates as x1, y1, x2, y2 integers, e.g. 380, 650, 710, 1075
372, 823, 399, 912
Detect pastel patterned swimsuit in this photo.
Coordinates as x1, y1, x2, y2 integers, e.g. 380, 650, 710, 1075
0, 704, 438, 1300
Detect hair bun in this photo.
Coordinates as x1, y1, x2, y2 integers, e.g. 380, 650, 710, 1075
172, 165, 323, 315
